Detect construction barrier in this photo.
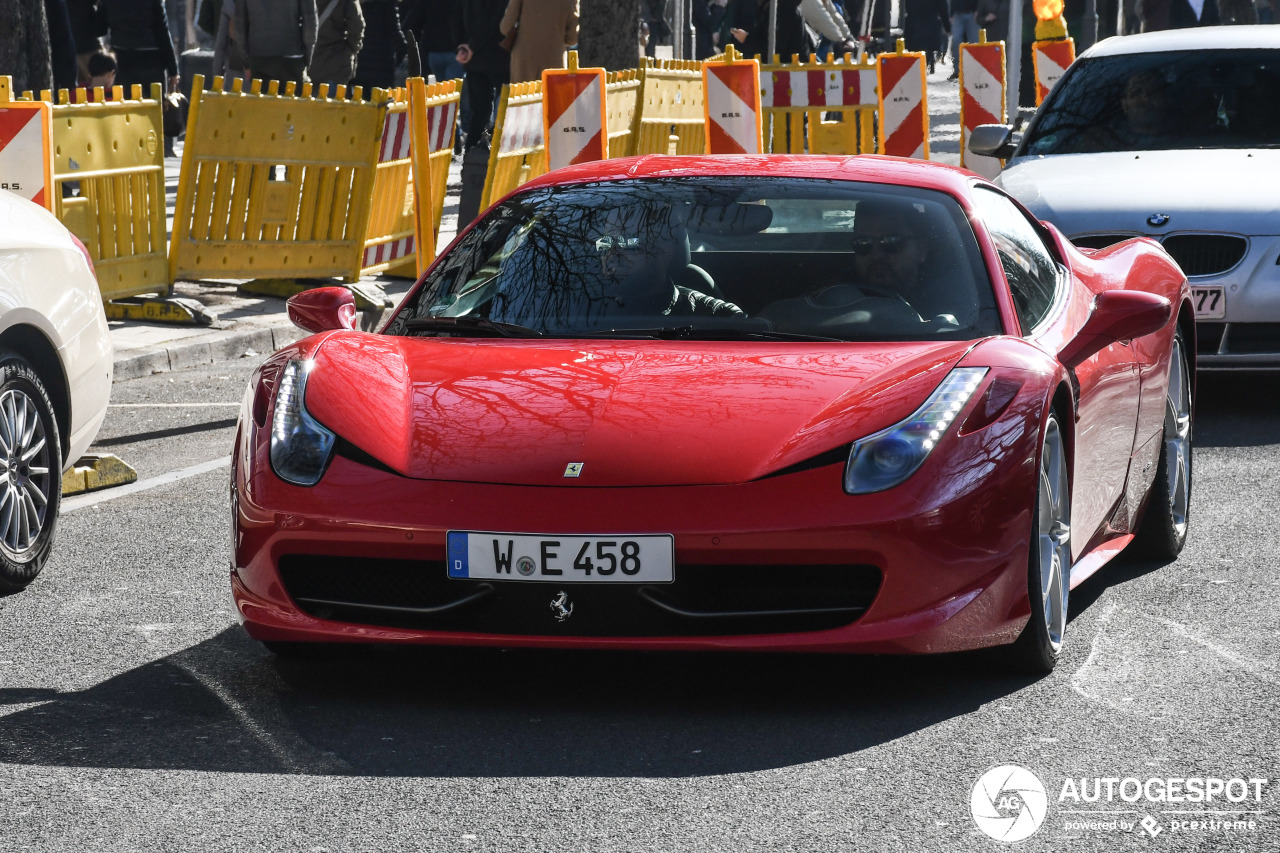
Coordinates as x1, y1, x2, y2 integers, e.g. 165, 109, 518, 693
1033, 38, 1076, 105
0, 78, 54, 211
7, 79, 171, 301
633, 58, 705, 155
361, 78, 459, 279
543, 52, 608, 171
413, 77, 461, 271
480, 81, 546, 212
703, 46, 762, 154
877, 40, 930, 159
604, 69, 641, 158
759, 53, 878, 154
170, 75, 388, 284
959, 34, 1006, 179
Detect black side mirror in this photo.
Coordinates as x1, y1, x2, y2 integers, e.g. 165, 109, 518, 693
968, 124, 1019, 160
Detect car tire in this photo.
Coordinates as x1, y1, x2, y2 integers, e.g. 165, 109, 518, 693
1008, 410, 1071, 674
1132, 331, 1192, 560
0, 352, 63, 592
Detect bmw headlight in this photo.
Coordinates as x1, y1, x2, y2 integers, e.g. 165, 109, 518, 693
270, 360, 336, 486
843, 367, 988, 495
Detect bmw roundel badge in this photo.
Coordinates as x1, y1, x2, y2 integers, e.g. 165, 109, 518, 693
1147, 213, 1171, 227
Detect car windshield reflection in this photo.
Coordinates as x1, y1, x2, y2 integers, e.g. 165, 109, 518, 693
1022, 49, 1280, 156
386, 178, 1002, 343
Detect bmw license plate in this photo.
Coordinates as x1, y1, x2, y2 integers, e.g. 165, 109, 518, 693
446, 531, 674, 583
1191, 286, 1225, 320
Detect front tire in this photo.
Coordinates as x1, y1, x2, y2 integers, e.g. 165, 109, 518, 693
1133, 331, 1192, 559
0, 353, 63, 592
1008, 411, 1071, 674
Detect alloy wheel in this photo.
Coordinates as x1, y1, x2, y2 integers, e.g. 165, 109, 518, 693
1163, 336, 1192, 538
0, 388, 54, 557
1037, 418, 1071, 653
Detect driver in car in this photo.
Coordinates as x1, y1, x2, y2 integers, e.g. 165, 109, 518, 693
759, 198, 956, 331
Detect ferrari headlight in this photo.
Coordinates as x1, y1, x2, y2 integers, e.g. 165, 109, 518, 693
843, 367, 988, 495
270, 360, 336, 486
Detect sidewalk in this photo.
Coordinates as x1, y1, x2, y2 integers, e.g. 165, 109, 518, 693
110, 71, 962, 382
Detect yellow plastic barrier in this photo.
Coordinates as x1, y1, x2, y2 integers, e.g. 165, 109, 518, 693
633, 58, 705, 155
9, 81, 169, 300
480, 80, 547, 212
361, 78, 459, 279
759, 53, 878, 155
169, 75, 388, 283
604, 69, 641, 158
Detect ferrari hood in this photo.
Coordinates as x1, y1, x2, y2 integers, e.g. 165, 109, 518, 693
999, 150, 1280, 237
302, 334, 974, 486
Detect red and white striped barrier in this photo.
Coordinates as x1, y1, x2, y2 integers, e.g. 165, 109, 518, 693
877, 42, 929, 159
425, 100, 457, 155
702, 46, 762, 154
543, 54, 608, 171
362, 109, 417, 271
1033, 38, 1076, 106
0, 83, 53, 211
959, 37, 1006, 179
760, 66, 877, 109
498, 101, 544, 155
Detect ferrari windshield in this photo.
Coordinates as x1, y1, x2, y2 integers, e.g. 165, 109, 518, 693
387, 177, 1000, 342
1021, 49, 1280, 155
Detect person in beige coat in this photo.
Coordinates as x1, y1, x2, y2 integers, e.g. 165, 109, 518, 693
500, 0, 579, 84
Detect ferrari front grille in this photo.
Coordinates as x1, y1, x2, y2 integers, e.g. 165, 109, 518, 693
278, 555, 882, 637
1158, 234, 1248, 277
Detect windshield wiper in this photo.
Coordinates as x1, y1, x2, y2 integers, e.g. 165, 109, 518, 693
403, 316, 543, 338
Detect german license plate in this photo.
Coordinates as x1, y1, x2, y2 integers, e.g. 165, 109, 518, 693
1192, 286, 1225, 320
446, 531, 674, 583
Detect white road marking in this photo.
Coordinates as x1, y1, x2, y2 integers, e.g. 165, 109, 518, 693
61, 456, 231, 514
170, 657, 309, 774
1069, 603, 1137, 713
1149, 615, 1280, 687
109, 402, 241, 408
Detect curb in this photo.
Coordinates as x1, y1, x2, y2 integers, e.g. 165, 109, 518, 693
112, 323, 305, 381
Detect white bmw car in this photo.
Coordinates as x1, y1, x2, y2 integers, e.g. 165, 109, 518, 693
0, 191, 112, 589
971, 26, 1280, 368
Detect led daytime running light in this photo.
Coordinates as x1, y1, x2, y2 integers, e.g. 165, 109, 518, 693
269, 359, 336, 486
844, 367, 989, 494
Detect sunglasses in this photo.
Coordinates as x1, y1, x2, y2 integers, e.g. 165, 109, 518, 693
853, 235, 912, 255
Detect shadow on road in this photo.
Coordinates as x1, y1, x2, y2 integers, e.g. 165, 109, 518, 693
0, 627, 1039, 778
1192, 371, 1280, 449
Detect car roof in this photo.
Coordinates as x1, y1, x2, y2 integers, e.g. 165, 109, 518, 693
516, 154, 983, 201
1081, 24, 1280, 59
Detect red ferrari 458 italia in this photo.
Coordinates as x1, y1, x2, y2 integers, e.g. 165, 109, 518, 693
231, 155, 1193, 672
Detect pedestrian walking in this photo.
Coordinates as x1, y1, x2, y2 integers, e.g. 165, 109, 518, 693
234, 0, 318, 86
801, 0, 856, 58
711, 0, 757, 56
308, 0, 364, 89
352, 0, 406, 92
904, 0, 949, 73
640, 0, 670, 59
499, 0, 579, 84
975, 0, 1008, 42
403, 0, 465, 84
948, 0, 980, 79
456, 0, 509, 223
65, 0, 108, 83
98, 0, 180, 94
197, 0, 250, 82
692, 0, 726, 60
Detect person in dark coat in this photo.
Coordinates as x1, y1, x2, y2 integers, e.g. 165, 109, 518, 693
456, 0, 510, 223
692, 0, 727, 60
0, 0, 54, 94
975, 0, 1008, 42
45, 0, 80, 93
904, 0, 950, 73
99, 0, 180, 94
307, 0, 364, 89
65, 0, 108, 82
352, 0, 406, 92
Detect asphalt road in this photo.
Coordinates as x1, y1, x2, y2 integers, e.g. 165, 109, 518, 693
1, 358, 1277, 852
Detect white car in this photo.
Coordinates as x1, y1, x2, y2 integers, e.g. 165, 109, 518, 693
0, 191, 112, 589
970, 26, 1280, 368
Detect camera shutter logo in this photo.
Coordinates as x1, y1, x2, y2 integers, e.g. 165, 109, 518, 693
971, 765, 1049, 843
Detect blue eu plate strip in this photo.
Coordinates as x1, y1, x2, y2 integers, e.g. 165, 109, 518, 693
447, 531, 469, 578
